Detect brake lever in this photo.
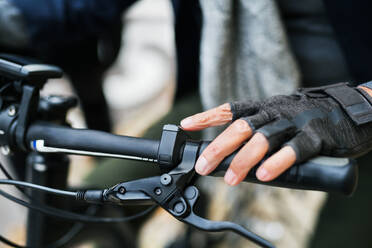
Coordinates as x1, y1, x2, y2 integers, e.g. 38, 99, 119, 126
103, 141, 274, 248
180, 186, 274, 248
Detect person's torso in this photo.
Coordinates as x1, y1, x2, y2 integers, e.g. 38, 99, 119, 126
277, 0, 353, 87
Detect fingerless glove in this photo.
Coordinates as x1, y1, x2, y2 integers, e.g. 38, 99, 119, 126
230, 83, 372, 163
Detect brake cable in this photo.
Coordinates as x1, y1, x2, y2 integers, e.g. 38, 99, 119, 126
0, 181, 156, 223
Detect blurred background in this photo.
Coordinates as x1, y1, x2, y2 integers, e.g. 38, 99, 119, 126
0, 0, 372, 248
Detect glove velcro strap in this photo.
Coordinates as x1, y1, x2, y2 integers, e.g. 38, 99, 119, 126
323, 84, 372, 125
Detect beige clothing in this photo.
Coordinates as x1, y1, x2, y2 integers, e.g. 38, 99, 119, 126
198, 0, 326, 247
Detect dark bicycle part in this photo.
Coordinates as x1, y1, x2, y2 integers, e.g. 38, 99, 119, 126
0, 159, 88, 248
101, 141, 274, 247
0, 155, 28, 196
0, 58, 62, 85
181, 186, 273, 248
38, 95, 78, 121
15, 85, 39, 150
26, 122, 159, 162
201, 143, 358, 196
0, 58, 360, 248
24, 123, 358, 195
157, 124, 190, 170
0, 179, 76, 198
0, 90, 357, 246
25, 152, 70, 246
0, 159, 139, 225
23, 95, 76, 247
25, 123, 187, 169
79, 125, 357, 247
0, 60, 64, 152
0, 63, 157, 246
0, 74, 84, 247
0, 187, 157, 223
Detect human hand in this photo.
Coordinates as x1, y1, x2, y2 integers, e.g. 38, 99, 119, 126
181, 83, 372, 186
180, 103, 296, 185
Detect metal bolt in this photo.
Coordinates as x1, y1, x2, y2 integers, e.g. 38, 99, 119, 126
160, 174, 172, 186
34, 163, 47, 172
119, 187, 126, 194
8, 106, 16, 116
174, 202, 185, 214
1, 146, 10, 156
47, 95, 63, 104
154, 188, 162, 195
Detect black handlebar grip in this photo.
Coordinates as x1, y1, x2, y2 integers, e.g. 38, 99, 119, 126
26, 122, 160, 161
199, 142, 358, 195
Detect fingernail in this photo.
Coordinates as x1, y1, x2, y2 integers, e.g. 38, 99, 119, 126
180, 117, 193, 128
256, 167, 269, 181
224, 169, 238, 185
195, 156, 209, 175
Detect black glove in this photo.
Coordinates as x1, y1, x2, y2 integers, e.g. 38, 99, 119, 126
230, 83, 372, 163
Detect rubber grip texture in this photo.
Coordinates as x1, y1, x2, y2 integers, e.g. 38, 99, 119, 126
26, 122, 159, 160
199, 142, 358, 195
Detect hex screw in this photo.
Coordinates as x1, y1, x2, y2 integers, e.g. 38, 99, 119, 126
119, 187, 126, 194
34, 163, 47, 172
154, 188, 162, 195
1, 146, 10, 156
174, 202, 185, 214
8, 106, 16, 116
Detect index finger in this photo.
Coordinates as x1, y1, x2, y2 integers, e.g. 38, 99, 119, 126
180, 103, 232, 131
195, 119, 253, 175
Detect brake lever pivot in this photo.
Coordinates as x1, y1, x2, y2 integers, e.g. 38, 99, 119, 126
104, 125, 274, 248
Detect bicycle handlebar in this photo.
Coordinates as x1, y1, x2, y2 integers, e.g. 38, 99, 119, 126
1, 57, 358, 247
26, 122, 159, 162
200, 142, 358, 195
25, 122, 358, 195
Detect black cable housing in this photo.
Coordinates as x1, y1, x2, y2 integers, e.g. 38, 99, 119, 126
0, 169, 156, 247
0, 179, 77, 198
0, 188, 156, 223
0, 162, 89, 248
0, 162, 29, 197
